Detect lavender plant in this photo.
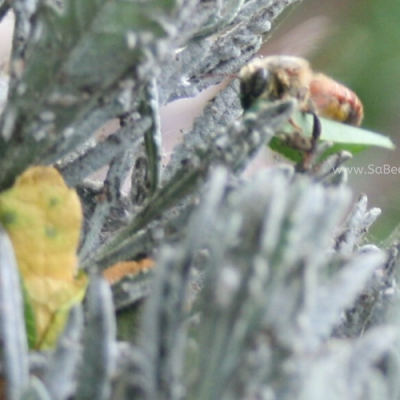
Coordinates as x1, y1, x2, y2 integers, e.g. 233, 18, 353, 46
0, 1, 399, 400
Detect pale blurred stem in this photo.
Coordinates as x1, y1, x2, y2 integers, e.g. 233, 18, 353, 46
42, 306, 84, 400
75, 275, 115, 400
136, 169, 230, 394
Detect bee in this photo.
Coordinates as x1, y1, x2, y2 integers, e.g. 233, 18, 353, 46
239, 55, 364, 127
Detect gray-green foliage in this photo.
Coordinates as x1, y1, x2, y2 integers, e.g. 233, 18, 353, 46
0, 1, 400, 400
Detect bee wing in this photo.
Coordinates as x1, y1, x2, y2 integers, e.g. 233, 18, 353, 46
259, 16, 333, 58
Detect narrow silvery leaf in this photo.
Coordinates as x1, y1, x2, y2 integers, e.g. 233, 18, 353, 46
143, 78, 162, 194
349, 326, 398, 383
75, 275, 116, 400
310, 252, 386, 340
42, 306, 84, 400
335, 195, 381, 255
0, 225, 29, 400
19, 377, 51, 400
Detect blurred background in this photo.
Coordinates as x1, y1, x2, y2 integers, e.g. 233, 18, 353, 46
1, 0, 400, 241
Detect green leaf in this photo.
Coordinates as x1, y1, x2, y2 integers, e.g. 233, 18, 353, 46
20, 278, 37, 349
269, 111, 395, 163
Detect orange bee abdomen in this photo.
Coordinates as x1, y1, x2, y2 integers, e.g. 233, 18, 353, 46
309, 73, 364, 126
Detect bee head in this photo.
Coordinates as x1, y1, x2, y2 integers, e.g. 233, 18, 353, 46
239, 67, 270, 110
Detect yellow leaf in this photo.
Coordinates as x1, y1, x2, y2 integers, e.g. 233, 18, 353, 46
0, 166, 87, 349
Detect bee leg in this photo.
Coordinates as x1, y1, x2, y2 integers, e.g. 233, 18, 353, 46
295, 112, 321, 172
310, 111, 322, 151
289, 103, 319, 134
